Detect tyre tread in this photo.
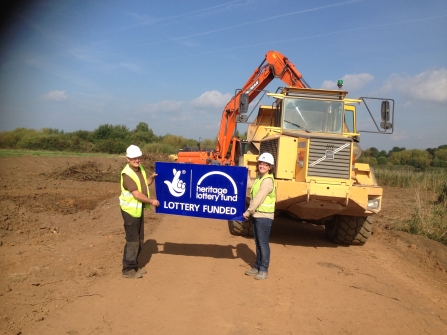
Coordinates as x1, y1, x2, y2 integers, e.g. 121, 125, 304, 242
228, 220, 253, 237
325, 215, 373, 245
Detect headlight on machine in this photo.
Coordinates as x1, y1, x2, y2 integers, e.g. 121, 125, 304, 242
367, 198, 381, 210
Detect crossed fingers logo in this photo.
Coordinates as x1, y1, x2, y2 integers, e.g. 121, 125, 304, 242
164, 169, 186, 197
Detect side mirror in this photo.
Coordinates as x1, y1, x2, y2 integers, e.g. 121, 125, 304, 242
239, 93, 249, 114
381, 101, 390, 121
359, 97, 394, 134
380, 100, 392, 130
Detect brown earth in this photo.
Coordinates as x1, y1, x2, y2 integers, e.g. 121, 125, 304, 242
0, 156, 446, 335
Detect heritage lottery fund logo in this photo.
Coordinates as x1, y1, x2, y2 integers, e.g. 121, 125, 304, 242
163, 168, 238, 215
155, 162, 247, 220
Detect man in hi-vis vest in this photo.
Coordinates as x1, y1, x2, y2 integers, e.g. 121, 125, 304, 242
119, 145, 160, 279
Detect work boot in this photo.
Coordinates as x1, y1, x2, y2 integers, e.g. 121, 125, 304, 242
254, 271, 268, 280
245, 267, 259, 276
136, 268, 147, 275
122, 269, 142, 279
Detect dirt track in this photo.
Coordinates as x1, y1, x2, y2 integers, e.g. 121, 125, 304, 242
1, 156, 447, 335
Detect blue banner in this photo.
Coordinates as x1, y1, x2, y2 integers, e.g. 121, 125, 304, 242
155, 162, 248, 221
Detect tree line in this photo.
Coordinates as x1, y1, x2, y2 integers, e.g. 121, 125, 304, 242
0, 122, 217, 155
0, 123, 446, 168
356, 145, 447, 169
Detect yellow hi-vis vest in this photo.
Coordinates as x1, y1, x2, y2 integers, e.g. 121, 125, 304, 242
250, 173, 276, 213
119, 164, 150, 217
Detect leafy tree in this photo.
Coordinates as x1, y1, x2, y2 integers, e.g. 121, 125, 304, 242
434, 149, 447, 161
370, 147, 379, 158
355, 156, 367, 163
408, 150, 432, 169
433, 158, 447, 168
134, 122, 150, 133
95, 139, 127, 154
130, 131, 156, 145
369, 157, 378, 166
234, 130, 248, 140
389, 149, 431, 168
377, 156, 388, 165
130, 122, 156, 144
378, 150, 387, 157
41, 128, 64, 135
161, 134, 195, 149
426, 148, 436, 158
356, 156, 378, 165
93, 124, 114, 140
388, 150, 407, 165
201, 138, 216, 150
72, 130, 93, 141
93, 124, 129, 140
388, 146, 406, 156
362, 148, 372, 157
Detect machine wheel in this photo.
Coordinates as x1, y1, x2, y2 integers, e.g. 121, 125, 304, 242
325, 215, 373, 245
228, 219, 253, 237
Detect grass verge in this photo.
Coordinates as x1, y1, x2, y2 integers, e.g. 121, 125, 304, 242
0, 149, 120, 158
375, 166, 447, 246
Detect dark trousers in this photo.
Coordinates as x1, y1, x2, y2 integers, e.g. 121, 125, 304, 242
121, 209, 144, 274
252, 217, 273, 272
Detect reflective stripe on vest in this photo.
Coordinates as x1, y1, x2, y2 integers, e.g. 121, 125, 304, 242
250, 174, 276, 213
119, 164, 150, 217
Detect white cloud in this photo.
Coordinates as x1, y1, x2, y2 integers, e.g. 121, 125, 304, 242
169, 112, 193, 122
41, 90, 68, 101
190, 90, 232, 110
382, 69, 447, 103
321, 73, 374, 92
140, 100, 185, 115
133, 91, 231, 137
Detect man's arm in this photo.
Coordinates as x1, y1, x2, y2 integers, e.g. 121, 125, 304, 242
131, 190, 160, 207
147, 172, 158, 186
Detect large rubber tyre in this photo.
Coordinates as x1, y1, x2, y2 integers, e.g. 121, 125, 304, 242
228, 219, 253, 237
325, 215, 373, 245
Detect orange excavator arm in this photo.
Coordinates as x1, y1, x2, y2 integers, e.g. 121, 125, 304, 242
215, 50, 309, 164
177, 50, 309, 165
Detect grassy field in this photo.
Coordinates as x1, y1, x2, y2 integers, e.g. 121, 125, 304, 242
375, 166, 447, 245
374, 165, 447, 189
0, 149, 121, 158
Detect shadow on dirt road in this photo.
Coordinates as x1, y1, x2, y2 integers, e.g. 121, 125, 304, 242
138, 240, 256, 268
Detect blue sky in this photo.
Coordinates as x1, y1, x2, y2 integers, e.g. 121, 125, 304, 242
1, 0, 446, 151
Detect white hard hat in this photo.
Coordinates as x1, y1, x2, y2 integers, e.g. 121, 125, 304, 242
258, 152, 274, 165
126, 145, 143, 158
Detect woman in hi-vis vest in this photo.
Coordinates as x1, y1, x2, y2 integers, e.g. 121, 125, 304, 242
243, 152, 276, 280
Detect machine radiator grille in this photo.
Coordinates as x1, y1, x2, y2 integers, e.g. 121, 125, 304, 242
307, 138, 352, 179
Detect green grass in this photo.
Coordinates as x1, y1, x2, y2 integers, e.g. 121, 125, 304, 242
374, 166, 447, 190
0, 149, 121, 158
374, 166, 447, 246
398, 189, 447, 246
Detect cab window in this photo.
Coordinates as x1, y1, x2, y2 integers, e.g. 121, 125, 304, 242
344, 110, 354, 133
